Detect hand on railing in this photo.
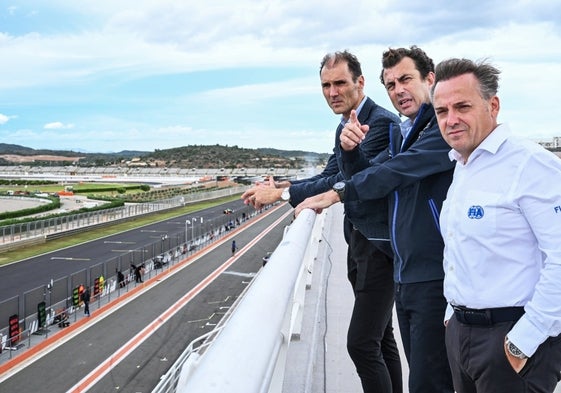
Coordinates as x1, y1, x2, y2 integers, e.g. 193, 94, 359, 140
294, 190, 340, 217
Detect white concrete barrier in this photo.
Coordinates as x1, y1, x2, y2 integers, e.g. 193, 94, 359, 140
178, 208, 322, 393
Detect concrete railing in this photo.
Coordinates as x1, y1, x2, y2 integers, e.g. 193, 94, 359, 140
163, 208, 325, 393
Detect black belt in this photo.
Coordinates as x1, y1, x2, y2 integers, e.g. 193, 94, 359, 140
453, 305, 524, 326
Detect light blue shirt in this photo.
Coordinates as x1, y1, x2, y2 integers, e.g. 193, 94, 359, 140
339, 95, 367, 127
441, 123, 561, 357
399, 117, 413, 147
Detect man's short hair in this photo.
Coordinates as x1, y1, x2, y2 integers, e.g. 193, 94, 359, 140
433, 58, 501, 100
320, 50, 363, 82
379, 46, 434, 84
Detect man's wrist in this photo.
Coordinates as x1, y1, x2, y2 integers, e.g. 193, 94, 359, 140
332, 181, 346, 202
505, 336, 528, 359
276, 181, 291, 188
280, 187, 291, 202
330, 190, 341, 203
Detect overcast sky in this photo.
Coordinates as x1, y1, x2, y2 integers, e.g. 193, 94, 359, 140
1, 1, 560, 154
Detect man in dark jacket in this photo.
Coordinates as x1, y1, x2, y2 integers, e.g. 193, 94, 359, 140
295, 46, 455, 393
242, 51, 402, 393
82, 286, 91, 316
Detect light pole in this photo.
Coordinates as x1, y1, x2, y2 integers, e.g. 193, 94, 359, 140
47, 278, 53, 315
185, 217, 203, 244
185, 219, 193, 244
161, 234, 168, 253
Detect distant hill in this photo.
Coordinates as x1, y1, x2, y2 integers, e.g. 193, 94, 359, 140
257, 148, 327, 160
0, 143, 147, 158
0, 143, 329, 169
0, 143, 38, 155
148, 144, 329, 168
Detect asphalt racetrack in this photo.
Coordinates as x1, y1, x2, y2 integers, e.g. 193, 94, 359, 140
0, 201, 294, 392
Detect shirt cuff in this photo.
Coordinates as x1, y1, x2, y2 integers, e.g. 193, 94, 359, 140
508, 314, 549, 357
444, 303, 454, 323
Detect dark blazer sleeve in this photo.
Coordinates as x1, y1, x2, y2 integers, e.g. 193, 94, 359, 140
336, 100, 396, 178
288, 153, 342, 206
344, 125, 455, 202
289, 171, 343, 207
290, 97, 398, 206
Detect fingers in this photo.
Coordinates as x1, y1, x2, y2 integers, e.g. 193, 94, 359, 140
341, 121, 365, 151
241, 190, 253, 201
243, 193, 259, 207
267, 176, 276, 188
294, 206, 322, 218
349, 109, 360, 126
242, 188, 260, 207
243, 187, 281, 209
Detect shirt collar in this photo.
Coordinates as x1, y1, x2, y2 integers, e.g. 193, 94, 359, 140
400, 103, 429, 143
340, 95, 367, 127
400, 117, 414, 141
448, 123, 509, 164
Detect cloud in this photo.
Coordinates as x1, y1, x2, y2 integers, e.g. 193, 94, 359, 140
0, 1, 559, 154
44, 122, 75, 129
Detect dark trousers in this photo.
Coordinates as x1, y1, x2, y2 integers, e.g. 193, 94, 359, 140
395, 280, 453, 393
347, 229, 402, 393
446, 316, 561, 392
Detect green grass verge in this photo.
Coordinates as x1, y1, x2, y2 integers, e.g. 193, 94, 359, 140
0, 182, 141, 193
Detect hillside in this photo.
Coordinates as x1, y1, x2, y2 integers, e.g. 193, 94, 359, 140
0, 143, 329, 169
148, 145, 328, 168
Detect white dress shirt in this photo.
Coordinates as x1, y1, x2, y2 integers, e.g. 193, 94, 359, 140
441, 123, 561, 357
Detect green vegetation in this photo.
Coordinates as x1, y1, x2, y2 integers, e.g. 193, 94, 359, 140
94, 184, 221, 203
0, 179, 239, 225
0, 182, 146, 223
150, 144, 309, 168
0, 196, 61, 221
0, 179, 58, 186
0, 199, 123, 226
68, 183, 146, 194
0, 182, 145, 194
0, 142, 330, 168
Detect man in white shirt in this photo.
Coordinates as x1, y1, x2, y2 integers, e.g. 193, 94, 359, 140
432, 57, 561, 392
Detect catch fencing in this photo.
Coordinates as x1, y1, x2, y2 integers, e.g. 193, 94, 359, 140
0, 186, 246, 250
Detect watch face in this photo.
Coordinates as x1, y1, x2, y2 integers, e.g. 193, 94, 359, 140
281, 188, 290, 201
333, 182, 345, 191
333, 182, 345, 201
507, 341, 526, 359
508, 342, 523, 356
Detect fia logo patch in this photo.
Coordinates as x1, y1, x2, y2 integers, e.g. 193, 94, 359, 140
467, 205, 484, 219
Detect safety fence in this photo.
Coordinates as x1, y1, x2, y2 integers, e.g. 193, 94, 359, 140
0, 186, 247, 249
0, 190, 257, 361
151, 208, 325, 393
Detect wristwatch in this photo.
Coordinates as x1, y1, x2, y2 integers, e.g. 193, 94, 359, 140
281, 187, 291, 202
505, 337, 528, 359
332, 181, 346, 202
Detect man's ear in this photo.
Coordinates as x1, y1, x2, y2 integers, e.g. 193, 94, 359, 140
490, 95, 500, 119
426, 71, 436, 88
